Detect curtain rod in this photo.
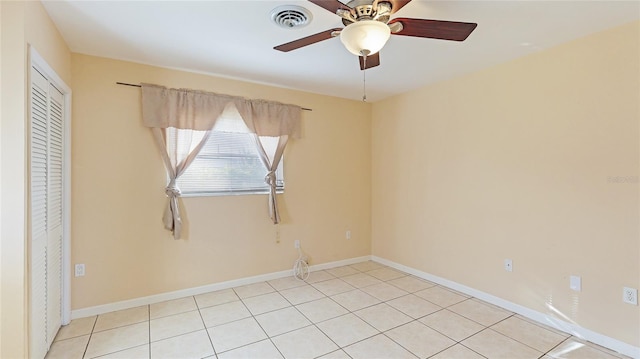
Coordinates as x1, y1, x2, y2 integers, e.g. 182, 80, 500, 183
116, 82, 312, 111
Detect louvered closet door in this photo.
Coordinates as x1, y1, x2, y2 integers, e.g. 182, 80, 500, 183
31, 68, 50, 359
47, 84, 64, 344
30, 66, 65, 359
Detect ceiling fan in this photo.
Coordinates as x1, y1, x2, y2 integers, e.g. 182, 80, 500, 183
274, 0, 478, 70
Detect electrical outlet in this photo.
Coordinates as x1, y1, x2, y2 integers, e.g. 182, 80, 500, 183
504, 259, 513, 272
75, 264, 85, 277
570, 275, 581, 291
623, 287, 638, 305
294, 240, 300, 249
346, 230, 351, 240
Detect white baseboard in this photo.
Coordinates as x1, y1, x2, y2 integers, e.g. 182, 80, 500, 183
309, 255, 372, 271
70, 255, 372, 320
372, 255, 640, 359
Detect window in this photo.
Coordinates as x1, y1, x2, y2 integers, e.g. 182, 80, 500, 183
172, 116, 284, 196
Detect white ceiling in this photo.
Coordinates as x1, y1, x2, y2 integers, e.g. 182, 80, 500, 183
42, 0, 639, 102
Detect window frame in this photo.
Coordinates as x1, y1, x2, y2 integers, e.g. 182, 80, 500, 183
172, 128, 285, 198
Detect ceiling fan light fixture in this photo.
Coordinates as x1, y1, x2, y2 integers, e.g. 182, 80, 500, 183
339, 20, 391, 56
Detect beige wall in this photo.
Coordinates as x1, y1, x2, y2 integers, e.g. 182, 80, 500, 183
1, 1, 636, 354
372, 21, 640, 347
0, 1, 71, 358
70, 54, 372, 310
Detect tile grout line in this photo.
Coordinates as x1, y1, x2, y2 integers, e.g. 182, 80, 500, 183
418, 307, 487, 344
194, 295, 218, 358
81, 315, 98, 359
142, 297, 226, 349
412, 309, 492, 359
311, 267, 407, 357
475, 326, 547, 356
225, 281, 288, 358
306, 292, 375, 357
147, 304, 151, 359
253, 281, 288, 359
332, 267, 475, 358
362, 286, 457, 359
82, 312, 150, 358
457, 341, 491, 359
267, 278, 345, 359
260, 266, 382, 357
513, 314, 572, 338
486, 314, 561, 355
544, 337, 574, 359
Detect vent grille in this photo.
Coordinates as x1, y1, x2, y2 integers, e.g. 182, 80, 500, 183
271, 5, 312, 29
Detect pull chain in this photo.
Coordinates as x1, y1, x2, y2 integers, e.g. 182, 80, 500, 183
362, 55, 367, 102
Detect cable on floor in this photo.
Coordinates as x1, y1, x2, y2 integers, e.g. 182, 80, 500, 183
293, 246, 309, 281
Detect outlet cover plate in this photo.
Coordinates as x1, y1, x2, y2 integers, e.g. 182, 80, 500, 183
504, 259, 513, 272
623, 287, 638, 305
75, 264, 85, 277
570, 275, 581, 291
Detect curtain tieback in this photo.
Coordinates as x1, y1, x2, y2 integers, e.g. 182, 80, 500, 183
264, 171, 277, 187
165, 185, 181, 198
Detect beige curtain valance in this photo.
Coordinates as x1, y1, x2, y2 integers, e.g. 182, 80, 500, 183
141, 83, 301, 138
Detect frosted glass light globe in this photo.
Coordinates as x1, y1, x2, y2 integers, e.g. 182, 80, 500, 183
340, 20, 391, 56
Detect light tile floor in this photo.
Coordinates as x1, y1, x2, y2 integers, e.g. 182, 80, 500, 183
47, 261, 630, 359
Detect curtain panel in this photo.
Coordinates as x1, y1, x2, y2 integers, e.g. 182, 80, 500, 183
141, 83, 301, 239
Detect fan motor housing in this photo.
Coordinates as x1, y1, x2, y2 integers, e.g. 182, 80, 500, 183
341, 2, 392, 26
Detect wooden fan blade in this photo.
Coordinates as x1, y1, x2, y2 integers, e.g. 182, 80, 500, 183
359, 52, 380, 70
381, 0, 412, 14
389, 18, 477, 41
308, 0, 351, 14
274, 28, 342, 52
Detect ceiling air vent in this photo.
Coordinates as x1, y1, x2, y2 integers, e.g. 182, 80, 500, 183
270, 5, 312, 29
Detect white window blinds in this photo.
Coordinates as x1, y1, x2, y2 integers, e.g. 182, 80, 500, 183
173, 116, 284, 196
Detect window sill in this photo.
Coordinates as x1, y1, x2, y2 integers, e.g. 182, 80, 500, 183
180, 190, 285, 198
